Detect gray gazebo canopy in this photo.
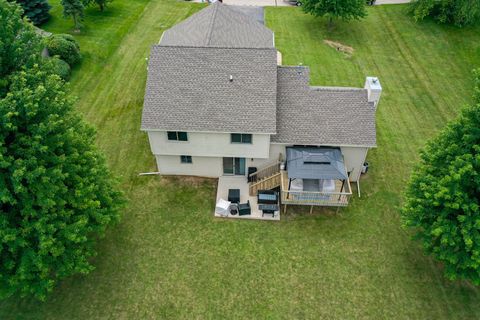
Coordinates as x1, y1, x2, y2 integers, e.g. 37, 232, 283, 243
286, 147, 348, 180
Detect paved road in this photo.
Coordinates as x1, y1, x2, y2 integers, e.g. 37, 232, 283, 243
229, 5, 266, 23
194, 0, 409, 7
221, 0, 292, 6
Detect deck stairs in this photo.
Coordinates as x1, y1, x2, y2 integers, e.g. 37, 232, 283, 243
248, 161, 281, 196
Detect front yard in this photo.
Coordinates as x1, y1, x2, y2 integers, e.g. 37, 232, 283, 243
2, 1, 480, 318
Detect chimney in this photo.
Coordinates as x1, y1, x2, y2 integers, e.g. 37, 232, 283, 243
364, 77, 382, 110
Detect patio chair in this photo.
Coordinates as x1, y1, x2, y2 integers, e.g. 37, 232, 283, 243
238, 200, 251, 216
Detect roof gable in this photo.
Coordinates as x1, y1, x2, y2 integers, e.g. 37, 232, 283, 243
160, 2, 274, 48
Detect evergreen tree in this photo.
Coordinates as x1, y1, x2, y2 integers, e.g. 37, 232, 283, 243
402, 70, 480, 284
61, 0, 83, 32
302, 0, 367, 29
9, 0, 51, 25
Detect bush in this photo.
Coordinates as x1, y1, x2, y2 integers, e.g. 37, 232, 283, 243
46, 34, 81, 66
48, 56, 71, 80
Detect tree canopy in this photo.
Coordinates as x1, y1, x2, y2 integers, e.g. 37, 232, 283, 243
8, 0, 51, 25
82, 0, 111, 11
0, 0, 123, 300
302, 0, 367, 28
61, 0, 84, 32
402, 70, 480, 284
410, 0, 480, 27
0, 0, 42, 95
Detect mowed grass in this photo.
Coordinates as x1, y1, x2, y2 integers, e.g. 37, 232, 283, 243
2, 2, 480, 319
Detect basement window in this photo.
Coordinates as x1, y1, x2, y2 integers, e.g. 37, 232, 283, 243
180, 155, 192, 164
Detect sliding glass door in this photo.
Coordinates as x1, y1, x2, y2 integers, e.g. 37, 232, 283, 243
223, 157, 245, 175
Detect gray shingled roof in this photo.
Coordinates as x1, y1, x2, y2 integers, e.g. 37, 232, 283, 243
272, 66, 376, 147
141, 46, 278, 133
159, 2, 273, 48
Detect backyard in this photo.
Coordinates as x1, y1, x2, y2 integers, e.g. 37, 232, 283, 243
1, 0, 480, 318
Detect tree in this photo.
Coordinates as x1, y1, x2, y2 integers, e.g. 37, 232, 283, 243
61, 0, 83, 32
0, 0, 123, 300
82, 0, 111, 11
0, 65, 124, 300
401, 70, 480, 284
410, 0, 480, 27
302, 0, 367, 29
0, 0, 42, 96
8, 0, 51, 25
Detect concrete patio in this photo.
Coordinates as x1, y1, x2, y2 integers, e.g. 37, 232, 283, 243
215, 176, 280, 221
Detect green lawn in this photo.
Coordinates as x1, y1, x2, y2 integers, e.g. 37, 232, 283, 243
2, 1, 480, 318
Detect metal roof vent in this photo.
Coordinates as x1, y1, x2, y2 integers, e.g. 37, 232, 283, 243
229, 75, 233, 82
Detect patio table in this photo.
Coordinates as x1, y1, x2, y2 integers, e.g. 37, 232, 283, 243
228, 189, 240, 203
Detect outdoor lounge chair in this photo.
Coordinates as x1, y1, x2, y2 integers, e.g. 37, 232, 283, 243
238, 201, 251, 216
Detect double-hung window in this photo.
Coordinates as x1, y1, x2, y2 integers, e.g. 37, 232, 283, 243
167, 131, 188, 141
180, 155, 192, 164
231, 133, 252, 144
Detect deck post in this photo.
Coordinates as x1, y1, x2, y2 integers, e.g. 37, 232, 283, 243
310, 206, 313, 214
284, 204, 287, 214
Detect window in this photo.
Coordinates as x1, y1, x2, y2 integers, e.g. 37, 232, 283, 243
167, 131, 188, 141
231, 133, 252, 144
180, 155, 192, 164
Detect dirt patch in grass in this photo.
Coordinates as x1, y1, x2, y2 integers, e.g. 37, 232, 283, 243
160, 175, 217, 188
324, 40, 354, 57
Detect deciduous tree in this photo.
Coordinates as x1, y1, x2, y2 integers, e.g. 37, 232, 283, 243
0, 0, 42, 95
0, 0, 123, 299
410, 0, 480, 27
402, 70, 480, 284
82, 0, 111, 11
302, 0, 367, 29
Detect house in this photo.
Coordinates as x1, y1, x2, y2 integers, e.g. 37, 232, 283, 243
141, 3, 381, 220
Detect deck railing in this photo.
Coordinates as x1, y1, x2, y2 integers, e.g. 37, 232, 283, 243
248, 160, 280, 182
280, 170, 352, 207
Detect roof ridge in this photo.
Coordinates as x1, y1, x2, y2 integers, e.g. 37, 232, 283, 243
153, 44, 277, 51
205, 3, 219, 46
310, 86, 365, 91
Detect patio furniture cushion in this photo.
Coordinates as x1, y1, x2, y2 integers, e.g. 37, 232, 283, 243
215, 198, 231, 216
257, 190, 278, 204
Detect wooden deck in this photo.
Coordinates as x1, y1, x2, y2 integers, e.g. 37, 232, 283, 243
280, 171, 352, 207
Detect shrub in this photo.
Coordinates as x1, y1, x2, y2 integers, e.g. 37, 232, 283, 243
46, 34, 81, 66
48, 56, 71, 80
